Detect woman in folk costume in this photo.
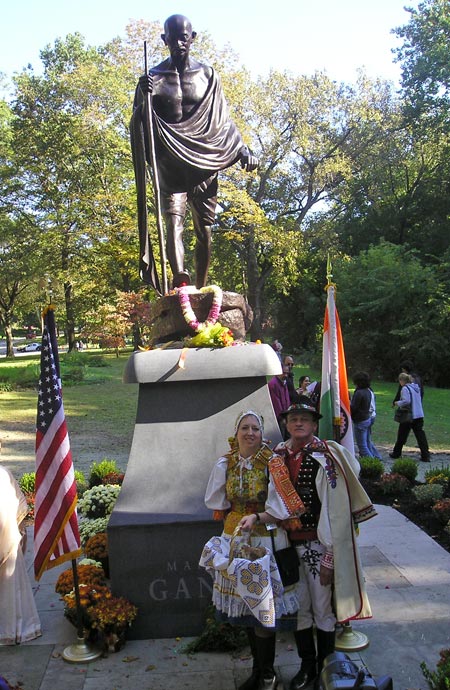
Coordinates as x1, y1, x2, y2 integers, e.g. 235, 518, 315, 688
0, 466, 42, 645
200, 410, 304, 690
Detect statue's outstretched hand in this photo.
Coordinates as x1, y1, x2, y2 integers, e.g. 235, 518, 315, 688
138, 73, 154, 95
241, 152, 259, 172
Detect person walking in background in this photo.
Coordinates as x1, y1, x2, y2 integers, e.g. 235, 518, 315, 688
350, 372, 380, 458
368, 384, 383, 460
0, 467, 42, 645
390, 373, 430, 462
393, 360, 424, 404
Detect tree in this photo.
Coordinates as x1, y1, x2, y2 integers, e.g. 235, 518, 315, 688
334, 242, 450, 385
393, 0, 450, 131
11, 34, 142, 350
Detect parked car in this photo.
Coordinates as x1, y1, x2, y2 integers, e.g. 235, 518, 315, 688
16, 342, 42, 352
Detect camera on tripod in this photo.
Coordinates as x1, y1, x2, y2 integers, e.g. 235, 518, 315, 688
318, 652, 393, 690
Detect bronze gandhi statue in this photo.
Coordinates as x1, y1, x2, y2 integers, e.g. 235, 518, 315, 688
130, 14, 258, 293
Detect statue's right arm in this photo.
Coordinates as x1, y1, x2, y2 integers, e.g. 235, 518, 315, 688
138, 73, 154, 96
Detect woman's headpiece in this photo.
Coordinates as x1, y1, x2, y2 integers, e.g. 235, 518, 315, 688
233, 410, 264, 435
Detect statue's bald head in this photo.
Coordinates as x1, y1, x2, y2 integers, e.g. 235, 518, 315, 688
164, 14, 193, 35
161, 14, 197, 52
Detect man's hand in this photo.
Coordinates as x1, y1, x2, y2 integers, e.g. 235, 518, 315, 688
139, 74, 154, 95
241, 152, 258, 172
319, 563, 334, 587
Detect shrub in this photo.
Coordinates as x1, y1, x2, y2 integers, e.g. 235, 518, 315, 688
62, 366, 85, 384
0, 381, 12, 392
359, 457, 384, 481
420, 648, 450, 690
432, 499, 450, 526
182, 604, 248, 653
75, 470, 88, 497
79, 517, 110, 545
55, 563, 107, 596
379, 473, 410, 495
89, 459, 122, 487
78, 484, 121, 519
391, 458, 418, 482
84, 533, 108, 560
425, 466, 450, 489
19, 472, 36, 494
412, 483, 444, 506
102, 471, 125, 486
86, 354, 109, 367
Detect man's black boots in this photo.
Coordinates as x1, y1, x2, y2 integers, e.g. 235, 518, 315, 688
316, 628, 335, 675
290, 627, 317, 690
238, 628, 260, 690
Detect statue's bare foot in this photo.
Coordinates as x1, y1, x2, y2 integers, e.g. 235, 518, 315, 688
172, 271, 191, 288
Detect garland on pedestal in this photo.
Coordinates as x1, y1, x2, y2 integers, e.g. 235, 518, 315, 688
177, 285, 223, 333
177, 284, 235, 348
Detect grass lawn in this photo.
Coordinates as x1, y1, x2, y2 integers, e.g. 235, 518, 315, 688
291, 364, 450, 450
0, 351, 138, 475
1, 353, 449, 477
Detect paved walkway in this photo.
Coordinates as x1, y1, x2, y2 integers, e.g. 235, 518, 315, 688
1, 504, 449, 690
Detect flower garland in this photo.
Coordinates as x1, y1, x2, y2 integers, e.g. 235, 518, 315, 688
177, 284, 223, 333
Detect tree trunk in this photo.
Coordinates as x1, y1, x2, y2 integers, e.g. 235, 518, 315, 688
64, 280, 76, 352
5, 322, 15, 358
246, 232, 265, 341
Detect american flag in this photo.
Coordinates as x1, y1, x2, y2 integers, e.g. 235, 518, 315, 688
34, 306, 82, 580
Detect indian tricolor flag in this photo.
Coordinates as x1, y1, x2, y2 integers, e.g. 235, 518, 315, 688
319, 282, 354, 454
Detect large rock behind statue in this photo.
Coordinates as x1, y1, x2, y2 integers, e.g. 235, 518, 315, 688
150, 291, 253, 344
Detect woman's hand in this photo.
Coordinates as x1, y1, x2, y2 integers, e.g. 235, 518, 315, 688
239, 514, 258, 532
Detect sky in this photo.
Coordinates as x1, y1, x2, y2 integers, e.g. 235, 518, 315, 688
1, 0, 418, 88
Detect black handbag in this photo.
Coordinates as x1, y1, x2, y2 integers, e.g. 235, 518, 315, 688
270, 531, 299, 586
394, 406, 412, 423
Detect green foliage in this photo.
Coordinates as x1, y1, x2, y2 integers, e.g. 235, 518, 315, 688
78, 517, 110, 545
61, 366, 85, 385
85, 355, 109, 368
412, 483, 444, 506
359, 457, 384, 481
425, 466, 450, 488
88, 459, 122, 487
420, 648, 450, 690
379, 473, 411, 496
77, 484, 121, 519
394, 0, 450, 131
19, 472, 36, 494
74, 470, 88, 497
181, 605, 248, 654
432, 499, 450, 526
0, 363, 39, 389
391, 458, 419, 482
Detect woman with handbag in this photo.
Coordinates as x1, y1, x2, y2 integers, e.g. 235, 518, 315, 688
201, 411, 304, 690
390, 373, 430, 462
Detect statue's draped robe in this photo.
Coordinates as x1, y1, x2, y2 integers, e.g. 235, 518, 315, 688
130, 69, 245, 291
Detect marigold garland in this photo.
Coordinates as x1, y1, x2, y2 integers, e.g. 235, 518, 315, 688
177, 284, 223, 333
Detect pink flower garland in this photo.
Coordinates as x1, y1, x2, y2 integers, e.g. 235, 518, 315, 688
177, 285, 223, 333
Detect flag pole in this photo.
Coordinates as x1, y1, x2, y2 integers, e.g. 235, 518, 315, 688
325, 257, 341, 443
144, 41, 168, 295
62, 559, 102, 663
322, 257, 369, 651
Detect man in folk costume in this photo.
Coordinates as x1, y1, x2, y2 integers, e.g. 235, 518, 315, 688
274, 401, 377, 690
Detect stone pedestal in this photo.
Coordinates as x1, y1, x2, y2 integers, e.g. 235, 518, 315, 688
108, 344, 282, 639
